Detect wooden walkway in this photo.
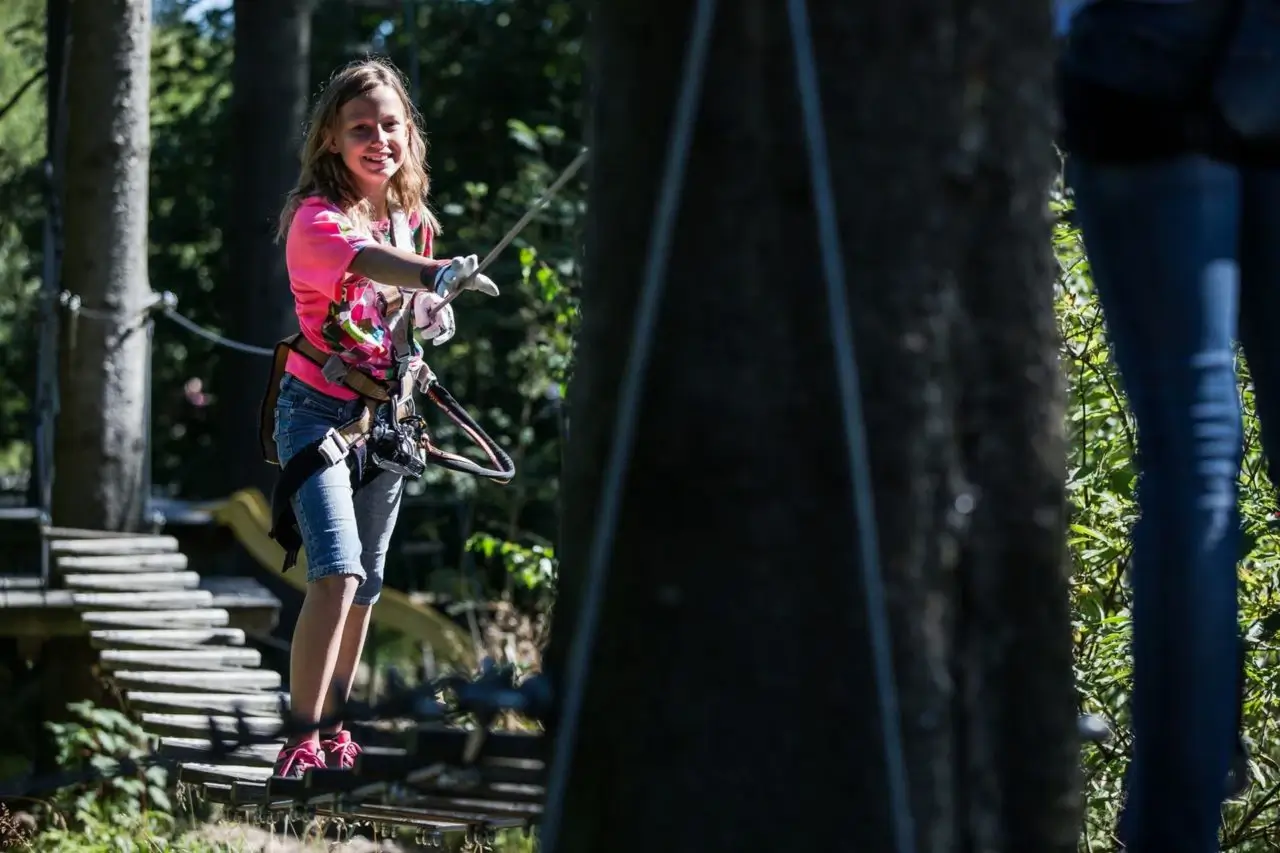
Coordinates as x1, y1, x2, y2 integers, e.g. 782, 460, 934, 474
4, 529, 545, 842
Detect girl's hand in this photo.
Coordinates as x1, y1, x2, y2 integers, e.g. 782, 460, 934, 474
412, 291, 456, 346
432, 254, 500, 298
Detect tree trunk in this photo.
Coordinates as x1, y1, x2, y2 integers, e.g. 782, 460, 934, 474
545, 0, 1079, 850
30, 0, 71, 515
53, 0, 151, 531
214, 0, 315, 497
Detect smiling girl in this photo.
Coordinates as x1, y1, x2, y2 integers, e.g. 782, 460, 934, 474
269, 58, 496, 779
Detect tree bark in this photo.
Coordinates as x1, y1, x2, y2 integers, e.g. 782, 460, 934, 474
53, 0, 151, 531
214, 0, 316, 497
545, 0, 1079, 850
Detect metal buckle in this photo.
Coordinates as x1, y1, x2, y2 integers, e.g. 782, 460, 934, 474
316, 427, 350, 466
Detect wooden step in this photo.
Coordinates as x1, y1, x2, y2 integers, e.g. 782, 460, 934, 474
44, 526, 169, 540
50, 536, 180, 556
0, 576, 43, 591
63, 572, 201, 592
125, 691, 288, 715
98, 648, 262, 671
56, 553, 189, 573
140, 712, 283, 739
198, 782, 237, 805
90, 628, 245, 649
80, 609, 230, 628
157, 737, 281, 766
177, 763, 273, 786
112, 670, 281, 693
72, 590, 214, 610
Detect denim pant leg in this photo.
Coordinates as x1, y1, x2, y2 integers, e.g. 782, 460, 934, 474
1068, 155, 1243, 853
273, 374, 402, 604
350, 468, 403, 606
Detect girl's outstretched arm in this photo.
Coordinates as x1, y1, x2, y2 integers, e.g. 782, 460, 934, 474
349, 242, 450, 291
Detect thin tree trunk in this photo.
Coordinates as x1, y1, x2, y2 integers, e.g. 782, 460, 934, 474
53, 0, 151, 531
546, 0, 1078, 850
215, 0, 315, 497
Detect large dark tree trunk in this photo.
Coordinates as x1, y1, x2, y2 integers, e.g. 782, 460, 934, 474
545, 0, 1079, 850
214, 0, 316, 497
53, 0, 151, 531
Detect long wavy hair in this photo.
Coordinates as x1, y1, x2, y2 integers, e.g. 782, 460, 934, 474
277, 58, 441, 241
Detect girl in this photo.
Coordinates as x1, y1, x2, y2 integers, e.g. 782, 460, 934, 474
270, 58, 497, 779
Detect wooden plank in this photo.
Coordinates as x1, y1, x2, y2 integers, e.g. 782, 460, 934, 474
176, 763, 273, 785
197, 782, 237, 805
201, 577, 280, 634
89, 628, 245, 649
80, 609, 230, 628
50, 536, 180, 556
63, 572, 201, 592
43, 525, 163, 540
0, 576, 42, 591
72, 590, 214, 610
98, 648, 262, 670
201, 576, 280, 610
140, 712, 282, 739
0, 590, 65, 608
407, 729, 546, 764
57, 553, 189, 572
157, 737, 281, 766
125, 691, 288, 715
111, 669, 281, 692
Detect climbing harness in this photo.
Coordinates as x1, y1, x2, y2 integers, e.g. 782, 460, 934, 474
259, 210, 515, 573
539, 3, 916, 852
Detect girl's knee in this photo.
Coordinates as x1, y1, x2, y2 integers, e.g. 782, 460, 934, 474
307, 570, 363, 601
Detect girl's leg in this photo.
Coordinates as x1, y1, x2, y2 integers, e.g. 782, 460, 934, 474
272, 377, 370, 776
320, 469, 404, 768
1068, 154, 1242, 853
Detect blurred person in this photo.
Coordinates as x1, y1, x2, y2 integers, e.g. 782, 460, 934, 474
1057, 1, 1280, 849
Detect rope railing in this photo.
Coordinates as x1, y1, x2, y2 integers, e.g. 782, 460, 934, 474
57, 289, 275, 357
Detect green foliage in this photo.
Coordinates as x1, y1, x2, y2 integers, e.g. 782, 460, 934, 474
44, 701, 171, 822
28, 811, 237, 853
469, 532, 557, 598
1056, 181, 1280, 849
0, 0, 47, 483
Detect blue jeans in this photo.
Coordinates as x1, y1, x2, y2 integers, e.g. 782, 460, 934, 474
272, 373, 403, 605
1068, 155, 1280, 852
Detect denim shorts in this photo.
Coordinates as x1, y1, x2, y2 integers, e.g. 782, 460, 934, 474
273, 372, 403, 605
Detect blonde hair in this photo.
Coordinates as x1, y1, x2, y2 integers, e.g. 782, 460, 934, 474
278, 57, 441, 241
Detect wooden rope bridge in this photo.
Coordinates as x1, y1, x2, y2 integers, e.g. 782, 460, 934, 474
0, 524, 546, 844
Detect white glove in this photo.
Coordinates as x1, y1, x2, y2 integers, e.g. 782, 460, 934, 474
412, 291, 456, 347
432, 254, 500, 298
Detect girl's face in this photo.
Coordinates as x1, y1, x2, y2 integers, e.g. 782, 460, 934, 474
329, 84, 408, 200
